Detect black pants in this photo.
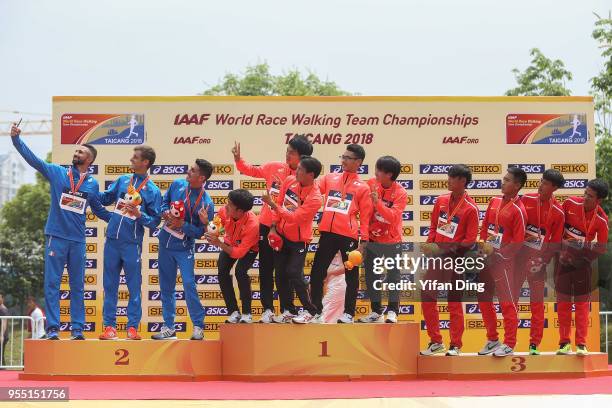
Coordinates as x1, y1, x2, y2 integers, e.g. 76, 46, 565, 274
274, 236, 317, 315
260, 224, 295, 313
364, 242, 401, 314
218, 250, 258, 315
310, 232, 359, 315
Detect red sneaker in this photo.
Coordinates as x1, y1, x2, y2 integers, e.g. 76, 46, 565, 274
99, 326, 118, 340
127, 327, 141, 340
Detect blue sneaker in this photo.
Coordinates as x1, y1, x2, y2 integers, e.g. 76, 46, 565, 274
70, 329, 85, 340
45, 328, 60, 340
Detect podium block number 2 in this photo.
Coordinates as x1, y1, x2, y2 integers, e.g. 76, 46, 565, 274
319, 341, 330, 357
115, 349, 130, 366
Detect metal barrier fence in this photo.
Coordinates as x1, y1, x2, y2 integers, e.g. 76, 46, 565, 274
0, 316, 44, 370
601, 311, 612, 356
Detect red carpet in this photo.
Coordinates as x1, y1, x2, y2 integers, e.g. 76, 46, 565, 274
2, 370, 612, 400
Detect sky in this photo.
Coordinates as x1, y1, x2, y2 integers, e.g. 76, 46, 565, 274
0, 0, 609, 182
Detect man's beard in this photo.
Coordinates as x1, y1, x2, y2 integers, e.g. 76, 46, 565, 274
72, 157, 84, 166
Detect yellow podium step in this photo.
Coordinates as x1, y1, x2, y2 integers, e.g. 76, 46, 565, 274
19, 339, 222, 381
220, 323, 419, 380
418, 352, 611, 379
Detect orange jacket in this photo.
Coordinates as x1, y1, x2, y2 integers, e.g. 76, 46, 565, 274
368, 179, 408, 244
318, 172, 373, 241
271, 176, 323, 243
218, 206, 259, 259
235, 159, 295, 227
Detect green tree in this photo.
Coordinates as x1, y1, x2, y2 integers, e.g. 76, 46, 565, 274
0, 154, 51, 313
202, 63, 352, 96
505, 48, 573, 96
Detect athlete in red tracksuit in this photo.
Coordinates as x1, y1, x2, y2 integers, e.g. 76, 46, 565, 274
264, 157, 324, 324
358, 156, 408, 324
310, 144, 373, 323
232, 136, 313, 322
205, 189, 260, 324
556, 178, 609, 355
477, 167, 527, 356
420, 164, 479, 356
516, 169, 565, 355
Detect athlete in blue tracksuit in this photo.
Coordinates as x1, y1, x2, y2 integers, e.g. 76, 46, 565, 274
152, 159, 214, 340
98, 146, 162, 340
11, 124, 111, 340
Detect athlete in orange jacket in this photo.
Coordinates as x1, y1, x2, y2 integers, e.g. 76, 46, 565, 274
310, 144, 373, 323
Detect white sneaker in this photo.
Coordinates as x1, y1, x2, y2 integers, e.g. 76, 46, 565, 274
151, 325, 177, 340
357, 312, 383, 323
273, 310, 295, 324
225, 311, 241, 324
259, 309, 275, 324
385, 311, 398, 323
311, 313, 324, 324
337, 313, 354, 324
420, 342, 446, 356
239, 314, 252, 323
478, 340, 501, 355
190, 326, 204, 340
293, 311, 315, 324
445, 346, 461, 356
492, 344, 514, 357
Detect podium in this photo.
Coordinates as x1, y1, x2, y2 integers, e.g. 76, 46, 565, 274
418, 352, 611, 379
20, 339, 222, 381
221, 323, 420, 380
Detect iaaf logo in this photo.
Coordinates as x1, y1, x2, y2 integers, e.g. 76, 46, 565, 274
60, 322, 96, 332
402, 211, 414, 221
148, 291, 185, 301
173, 136, 211, 145
330, 165, 368, 174
85, 227, 97, 237
398, 305, 415, 315
195, 243, 222, 253
151, 165, 188, 175
205, 180, 234, 190
173, 113, 211, 125
148, 322, 187, 332
420, 195, 438, 205
508, 164, 545, 174
562, 179, 588, 189
421, 320, 450, 330
149, 228, 161, 238
85, 259, 97, 269
60, 290, 96, 300
62, 164, 98, 175
149, 259, 158, 269
206, 306, 229, 316
397, 180, 413, 190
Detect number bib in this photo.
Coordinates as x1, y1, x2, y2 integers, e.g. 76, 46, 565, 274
436, 212, 458, 239
324, 190, 352, 215
113, 198, 140, 221
282, 188, 300, 212
524, 224, 545, 250
563, 224, 586, 249
59, 189, 87, 214
487, 224, 503, 249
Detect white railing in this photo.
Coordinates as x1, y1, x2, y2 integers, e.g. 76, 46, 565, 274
601, 311, 612, 355
0, 316, 44, 370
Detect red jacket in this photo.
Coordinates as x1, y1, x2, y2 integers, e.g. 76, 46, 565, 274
562, 196, 608, 258
427, 192, 479, 244
520, 193, 565, 262
318, 172, 373, 241
368, 179, 408, 244
271, 176, 323, 243
235, 159, 296, 227
480, 195, 527, 260
218, 206, 259, 259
